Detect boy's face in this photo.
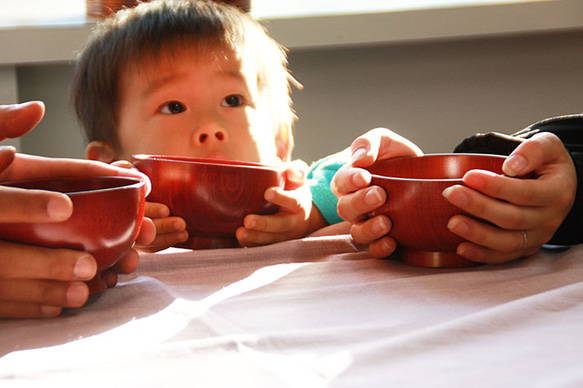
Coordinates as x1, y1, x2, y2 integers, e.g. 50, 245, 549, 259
101, 47, 288, 164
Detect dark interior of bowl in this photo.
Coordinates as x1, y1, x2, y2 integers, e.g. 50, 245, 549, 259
367, 154, 505, 180
2, 176, 141, 194
133, 154, 281, 171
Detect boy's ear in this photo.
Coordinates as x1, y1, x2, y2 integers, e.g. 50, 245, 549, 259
276, 123, 293, 162
86, 141, 115, 163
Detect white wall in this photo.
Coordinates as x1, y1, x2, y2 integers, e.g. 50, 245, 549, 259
16, 29, 583, 164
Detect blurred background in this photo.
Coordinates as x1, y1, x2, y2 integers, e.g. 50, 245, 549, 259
1, 0, 582, 164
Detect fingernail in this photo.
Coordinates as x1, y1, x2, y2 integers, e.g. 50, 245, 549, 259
503, 154, 527, 177
177, 231, 189, 242
352, 170, 370, 187
442, 186, 468, 207
447, 218, 470, 236
265, 188, 276, 201
47, 195, 73, 221
351, 148, 367, 163
246, 218, 257, 229
67, 282, 89, 307
457, 245, 475, 259
381, 239, 394, 255
365, 187, 383, 206
372, 216, 389, 235
73, 255, 97, 279
173, 219, 186, 231
40, 305, 62, 317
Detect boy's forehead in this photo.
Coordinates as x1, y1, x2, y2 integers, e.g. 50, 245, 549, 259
121, 45, 259, 84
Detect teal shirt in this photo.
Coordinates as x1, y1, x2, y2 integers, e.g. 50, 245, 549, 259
306, 148, 351, 225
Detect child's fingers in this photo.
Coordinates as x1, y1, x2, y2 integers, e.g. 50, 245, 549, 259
153, 216, 187, 235
144, 201, 170, 218
368, 236, 397, 258
136, 216, 188, 252
264, 187, 302, 210
351, 127, 423, 168
243, 213, 298, 234
330, 166, 371, 196
349, 215, 391, 245
336, 186, 386, 223
236, 226, 284, 246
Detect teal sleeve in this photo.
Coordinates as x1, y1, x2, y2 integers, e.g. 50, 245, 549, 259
307, 148, 351, 225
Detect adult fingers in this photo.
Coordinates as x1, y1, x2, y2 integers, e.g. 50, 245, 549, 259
0, 279, 89, 312
448, 215, 542, 264
503, 132, 571, 177
0, 101, 45, 141
0, 186, 73, 223
0, 241, 97, 281
0, 301, 62, 319
4, 154, 151, 194
0, 146, 16, 173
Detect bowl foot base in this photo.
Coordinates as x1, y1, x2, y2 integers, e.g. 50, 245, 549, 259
176, 235, 240, 250
401, 249, 482, 268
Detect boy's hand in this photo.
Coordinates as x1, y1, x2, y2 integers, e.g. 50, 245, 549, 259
236, 160, 326, 246
110, 160, 188, 252
331, 127, 423, 258
135, 201, 188, 252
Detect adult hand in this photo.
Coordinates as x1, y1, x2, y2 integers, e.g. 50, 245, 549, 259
443, 132, 576, 264
0, 101, 155, 318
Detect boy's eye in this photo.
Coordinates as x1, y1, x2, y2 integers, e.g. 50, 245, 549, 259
221, 95, 244, 108
160, 101, 186, 114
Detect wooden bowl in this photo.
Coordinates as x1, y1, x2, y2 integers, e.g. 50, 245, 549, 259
366, 153, 506, 268
0, 176, 147, 271
132, 154, 285, 249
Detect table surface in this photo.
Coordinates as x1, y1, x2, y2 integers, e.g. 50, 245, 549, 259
1, 228, 582, 387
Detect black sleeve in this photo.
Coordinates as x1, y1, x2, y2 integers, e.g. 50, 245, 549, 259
454, 114, 583, 246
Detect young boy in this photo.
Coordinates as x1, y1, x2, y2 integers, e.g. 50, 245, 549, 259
72, 0, 334, 251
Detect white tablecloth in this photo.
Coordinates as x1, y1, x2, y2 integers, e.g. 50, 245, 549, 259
1, 228, 582, 387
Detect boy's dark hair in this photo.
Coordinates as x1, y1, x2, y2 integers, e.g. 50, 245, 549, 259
72, 0, 295, 156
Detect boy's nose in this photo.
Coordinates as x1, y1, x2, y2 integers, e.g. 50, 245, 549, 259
192, 127, 228, 146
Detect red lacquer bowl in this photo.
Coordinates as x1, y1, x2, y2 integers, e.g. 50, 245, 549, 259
132, 154, 285, 249
367, 153, 506, 268
0, 176, 147, 271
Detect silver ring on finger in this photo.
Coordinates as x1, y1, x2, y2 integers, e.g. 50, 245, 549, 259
520, 230, 528, 250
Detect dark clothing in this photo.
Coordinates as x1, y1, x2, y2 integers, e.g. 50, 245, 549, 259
454, 114, 583, 246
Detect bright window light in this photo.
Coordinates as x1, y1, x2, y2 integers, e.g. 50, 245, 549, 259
0, 0, 552, 27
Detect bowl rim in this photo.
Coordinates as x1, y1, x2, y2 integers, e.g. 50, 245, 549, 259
369, 153, 507, 182
1, 175, 146, 196
132, 154, 285, 172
